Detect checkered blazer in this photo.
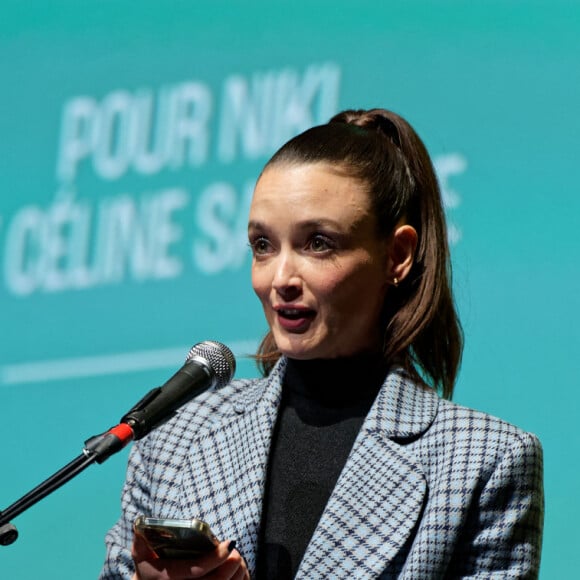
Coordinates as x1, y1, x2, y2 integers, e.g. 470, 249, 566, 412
100, 358, 544, 579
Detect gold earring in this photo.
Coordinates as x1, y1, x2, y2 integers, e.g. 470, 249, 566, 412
393, 277, 399, 287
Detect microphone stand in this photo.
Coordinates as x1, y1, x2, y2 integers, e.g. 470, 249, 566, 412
0, 340, 236, 547
0, 422, 134, 546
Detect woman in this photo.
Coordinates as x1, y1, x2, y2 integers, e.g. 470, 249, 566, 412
101, 109, 544, 579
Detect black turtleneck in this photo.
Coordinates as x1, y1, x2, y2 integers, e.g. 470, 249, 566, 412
255, 355, 388, 579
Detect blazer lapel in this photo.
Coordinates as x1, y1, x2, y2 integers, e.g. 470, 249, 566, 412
297, 369, 439, 579
176, 360, 286, 573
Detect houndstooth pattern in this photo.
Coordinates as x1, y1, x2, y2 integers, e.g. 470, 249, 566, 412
100, 359, 543, 579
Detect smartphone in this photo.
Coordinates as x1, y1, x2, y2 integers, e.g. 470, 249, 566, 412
134, 515, 220, 559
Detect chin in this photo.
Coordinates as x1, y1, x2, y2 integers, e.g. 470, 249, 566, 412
276, 334, 378, 360
276, 340, 342, 361
274, 337, 323, 360
277, 345, 316, 360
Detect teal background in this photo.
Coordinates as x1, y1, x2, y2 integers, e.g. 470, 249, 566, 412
1, 1, 578, 577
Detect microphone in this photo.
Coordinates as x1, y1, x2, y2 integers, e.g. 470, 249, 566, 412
120, 340, 236, 440
85, 340, 236, 463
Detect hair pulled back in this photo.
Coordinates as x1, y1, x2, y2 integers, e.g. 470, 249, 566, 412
254, 108, 462, 398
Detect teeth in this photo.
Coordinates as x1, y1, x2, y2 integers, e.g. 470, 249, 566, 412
279, 308, 309, 318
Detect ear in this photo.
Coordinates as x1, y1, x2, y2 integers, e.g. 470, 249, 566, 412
387, 224, 418, 284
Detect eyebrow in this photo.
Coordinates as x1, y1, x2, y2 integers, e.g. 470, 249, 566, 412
248, 218, 346, 231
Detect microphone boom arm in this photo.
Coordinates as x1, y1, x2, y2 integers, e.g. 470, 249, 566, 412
0, 421, 134, 545
0, 340, 235, 547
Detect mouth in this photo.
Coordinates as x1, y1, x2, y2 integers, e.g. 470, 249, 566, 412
276, 307, 314, 318
274, 307, 316, 331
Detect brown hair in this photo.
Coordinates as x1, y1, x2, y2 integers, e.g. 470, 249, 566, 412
253, 108, 463, 398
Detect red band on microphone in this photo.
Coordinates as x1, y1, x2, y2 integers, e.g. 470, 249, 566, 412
108, 423, 134, 446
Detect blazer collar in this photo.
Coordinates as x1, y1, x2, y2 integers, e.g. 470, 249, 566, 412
369, 365, 439, 439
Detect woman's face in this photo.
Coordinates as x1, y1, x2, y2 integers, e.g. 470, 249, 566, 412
248, 162, 392, 360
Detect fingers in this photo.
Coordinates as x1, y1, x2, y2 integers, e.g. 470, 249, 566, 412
132, 538, 247, 580
230, 554, 251, 580
200, 546, 248, 580
132, 530, 158, 562
180, 540, 236, 576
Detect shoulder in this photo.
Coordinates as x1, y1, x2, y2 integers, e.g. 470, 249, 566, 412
436, 397, 542, 450
133, 377, 268, 461
172, 377, 267, 427
129, 359, 290, 470
418, 396, 543, 483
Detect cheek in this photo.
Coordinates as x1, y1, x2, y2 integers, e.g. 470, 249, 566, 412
318, 265, 386, 314
251, 265, 269, 301
310, 269, 357, 311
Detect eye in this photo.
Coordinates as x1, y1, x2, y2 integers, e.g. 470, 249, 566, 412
249, 236, 272, 256
307, 234, 334, 253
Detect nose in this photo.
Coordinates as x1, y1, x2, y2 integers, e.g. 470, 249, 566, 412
272, 250, 302, 300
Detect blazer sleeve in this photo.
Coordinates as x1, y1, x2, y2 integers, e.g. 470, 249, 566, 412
99, 437, 153, 580
449, 430, 544, 579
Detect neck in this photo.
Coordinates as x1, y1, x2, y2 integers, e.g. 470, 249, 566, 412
284, 353, 388, 407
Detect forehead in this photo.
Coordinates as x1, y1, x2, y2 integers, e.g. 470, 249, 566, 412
249, 163, 372, 225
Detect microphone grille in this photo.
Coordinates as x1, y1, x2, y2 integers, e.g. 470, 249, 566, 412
186, 340, 236, 389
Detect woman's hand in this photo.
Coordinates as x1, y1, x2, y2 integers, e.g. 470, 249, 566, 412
131, 531, 249, 580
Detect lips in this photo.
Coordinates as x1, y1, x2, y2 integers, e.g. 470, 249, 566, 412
274, 306, 316, 331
